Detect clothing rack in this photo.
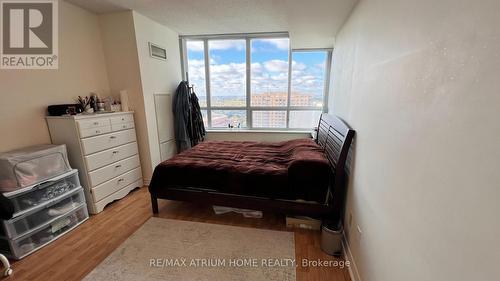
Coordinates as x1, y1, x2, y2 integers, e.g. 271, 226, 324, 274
185, 72, 195, 93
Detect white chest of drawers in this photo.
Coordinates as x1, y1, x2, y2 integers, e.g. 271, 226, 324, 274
46, 112, 143, 214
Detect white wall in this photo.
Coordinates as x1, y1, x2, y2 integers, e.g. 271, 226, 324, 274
99, 11, 182, 183
98, 11, 154, 182
0, 0, 110, 152
330, 1, 500, 281
132, 12, 182, 173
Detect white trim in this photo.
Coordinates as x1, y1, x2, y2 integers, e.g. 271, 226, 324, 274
342, 237, 362, 281
180, 38, 187, 80
203, 39, 212, 128
181, 32, 288, 40
286, 42, 292, 128
246, 38, 252, 128
206, 129, 310, 134
323, 50, 333, 113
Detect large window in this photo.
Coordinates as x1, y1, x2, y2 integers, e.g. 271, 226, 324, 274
183, 34, 331, 130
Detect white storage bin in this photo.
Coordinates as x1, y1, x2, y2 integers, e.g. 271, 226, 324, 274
4, 170, 80, 216
0, 188, 85, 238
0, 145, 71, 192
0, 205, 88, 259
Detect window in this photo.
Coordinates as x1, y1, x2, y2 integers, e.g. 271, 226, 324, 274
185, 41, 207, 107
253, 111, 287, 128
289, 51, 328, 128
209, 39, 246, 107
251, 38, 289, 107
182, 34, 331, 130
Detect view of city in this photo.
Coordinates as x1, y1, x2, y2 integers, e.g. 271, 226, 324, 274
199, 92, 323, 128
186, 38, 327, 129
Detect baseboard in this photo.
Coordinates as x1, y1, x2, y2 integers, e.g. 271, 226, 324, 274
143, 178, 151, 186
342, 237, 362, 281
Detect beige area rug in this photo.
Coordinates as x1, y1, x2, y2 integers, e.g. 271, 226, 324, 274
84, 217, 296, 281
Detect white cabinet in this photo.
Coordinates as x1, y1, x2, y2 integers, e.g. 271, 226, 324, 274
46, 112, 143, 214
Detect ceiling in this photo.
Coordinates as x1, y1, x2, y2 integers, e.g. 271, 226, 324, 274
66, 0, 357, 48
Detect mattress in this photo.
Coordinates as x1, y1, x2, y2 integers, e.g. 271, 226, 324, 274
149, 139, 331, 202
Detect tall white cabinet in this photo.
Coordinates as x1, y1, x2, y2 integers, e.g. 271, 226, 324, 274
46, 112, 143, 214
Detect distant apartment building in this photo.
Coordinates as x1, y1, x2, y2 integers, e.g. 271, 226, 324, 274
251, 92, 312, 107
207, 92, 319, 128
252, 92, 312, 128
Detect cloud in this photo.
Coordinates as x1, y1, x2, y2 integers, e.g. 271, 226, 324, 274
186, 41, 204, 52
264, 60, 289, 72
209, 40, 246, 51
186, 40, 246, 52
268, 38, 289, 50
251, 62, 263, 74
210, 62, 246, 97
291, 61, 307, 71
187, 58, 324, 98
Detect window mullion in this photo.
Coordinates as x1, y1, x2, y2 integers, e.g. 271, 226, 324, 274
286, 46, 293, 129
204, 39, 212, 128
246, 38, 252, 128
323, 50, 332, 113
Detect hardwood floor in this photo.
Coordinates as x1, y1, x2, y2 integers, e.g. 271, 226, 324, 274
7, 187, 351, 281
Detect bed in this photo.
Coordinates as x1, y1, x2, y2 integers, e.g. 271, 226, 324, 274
149, 113, 355, 222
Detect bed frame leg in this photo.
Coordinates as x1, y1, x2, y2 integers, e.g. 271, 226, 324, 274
151, 194, 159, 214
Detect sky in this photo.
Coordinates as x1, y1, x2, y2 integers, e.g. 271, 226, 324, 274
186, 38, 328, 105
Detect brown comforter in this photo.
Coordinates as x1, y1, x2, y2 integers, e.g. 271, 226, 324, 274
149, 139, 331, 202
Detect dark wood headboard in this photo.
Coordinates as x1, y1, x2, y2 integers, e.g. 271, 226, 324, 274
316, 113, 355, 222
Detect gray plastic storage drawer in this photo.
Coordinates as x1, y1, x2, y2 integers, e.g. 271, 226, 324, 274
4, 170, 80, 216
0, 204, 88, 259
0, 144, 71, 193
0, 188, 85, 238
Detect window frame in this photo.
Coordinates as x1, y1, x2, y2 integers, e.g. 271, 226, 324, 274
180, 33, 332, 131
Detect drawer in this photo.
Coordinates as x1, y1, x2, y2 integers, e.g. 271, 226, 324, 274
6, 170, 80, 216
88, 155, 140, 187
84, 142, 138, 171
81, 129, 136, 155
110, 114, 133, 125
94, 179, 142, 213
0, 205, 88, 260
0, 188, 85, 239
91, 167, 142, 202
77, 118, 110, 130
111, 122, 134, 132
79, 125, 112, 138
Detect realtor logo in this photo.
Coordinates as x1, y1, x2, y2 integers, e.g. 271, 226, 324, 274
1, 0, 58, 69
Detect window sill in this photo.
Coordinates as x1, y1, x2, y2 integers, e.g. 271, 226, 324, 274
206, 129, 311, 134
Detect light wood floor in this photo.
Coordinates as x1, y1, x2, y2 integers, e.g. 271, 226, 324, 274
7, 187, 351, 281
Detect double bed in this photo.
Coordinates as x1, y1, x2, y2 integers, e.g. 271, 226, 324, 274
149, 113, 354, 222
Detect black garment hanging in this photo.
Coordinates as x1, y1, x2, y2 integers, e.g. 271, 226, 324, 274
173, 81, 192, 152
189, 90, 206, 147
172, 81, 206, 153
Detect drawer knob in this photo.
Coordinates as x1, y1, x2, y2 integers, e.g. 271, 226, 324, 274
118, 178, 124, 182
122, 125, 126, 128
110, 136, 117, 139
93, 122, 99, 125
95, 130, 100, 134
112, 151, 119, 154
121, 118, 125, 121
115, 164, 122, 168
